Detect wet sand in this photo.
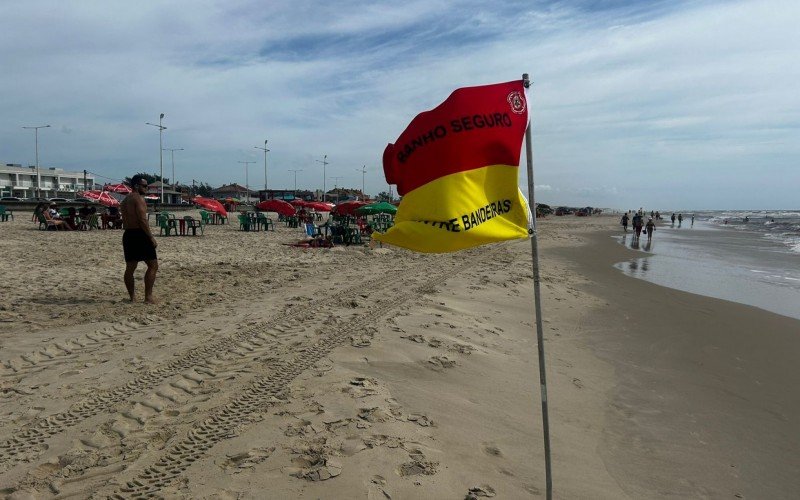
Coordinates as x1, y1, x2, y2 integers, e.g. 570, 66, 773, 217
0, 212, 797, 498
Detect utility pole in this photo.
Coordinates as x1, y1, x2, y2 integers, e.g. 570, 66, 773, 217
288, 169, 303, 197
192, 179, 196, 197
145, 114, 166, 203
22, 124, 50, 199
163, 147, 183, 190
83, 169, 87, 191
356, 165, 367, 200
315, 154, 329, 202
254, 140, 270, 192
238, 160, 256, 203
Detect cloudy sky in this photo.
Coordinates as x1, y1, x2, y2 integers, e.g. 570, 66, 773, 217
1, 0, 797, 209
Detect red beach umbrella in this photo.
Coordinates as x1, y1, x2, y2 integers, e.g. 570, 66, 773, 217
104, 183, 132, 194
289, 199, 309, 208
305, 202, 332, 212
79, 190, 120, 207
193, 196, 228, 217
332, 200, 368, 216
256, 199, 296, 216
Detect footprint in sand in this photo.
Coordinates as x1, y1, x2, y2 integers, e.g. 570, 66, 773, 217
427, 337, 443, 348
427, 356, 456, 370
350, 335, 372, 347
465, 485, 496, 499
358, 407, 394, 423
483, 444, 502, 457
406, 414, 434, 427
218, 447, 275, 473
572, 378, 584, 389
402, 334, 426, 343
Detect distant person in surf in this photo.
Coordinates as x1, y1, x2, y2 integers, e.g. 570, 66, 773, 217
646, 218, 656, 240
633, 213, 644, 238
678, 213, 683, 226
671, 213, 676, 225
621, 213, 629, 232
691, 215, 695, 226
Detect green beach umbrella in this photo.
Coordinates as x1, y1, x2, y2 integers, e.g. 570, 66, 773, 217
356, 201, 398, 215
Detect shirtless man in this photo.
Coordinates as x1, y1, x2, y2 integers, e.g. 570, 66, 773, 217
120, 175, 158, 303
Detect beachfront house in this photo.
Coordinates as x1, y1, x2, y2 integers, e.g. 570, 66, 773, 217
0, 164, 95, 199
258, 188, 315, 202
326, 187, 364, 203
211, 183, 258, 203
146, 181, 183, 205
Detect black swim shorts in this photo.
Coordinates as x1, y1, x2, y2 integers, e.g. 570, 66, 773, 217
123, 229, 157, 262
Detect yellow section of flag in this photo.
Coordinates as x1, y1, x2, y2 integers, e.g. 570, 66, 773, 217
373, 165, 530, 253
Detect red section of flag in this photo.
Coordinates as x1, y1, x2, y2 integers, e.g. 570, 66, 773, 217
383, 80, 527, 196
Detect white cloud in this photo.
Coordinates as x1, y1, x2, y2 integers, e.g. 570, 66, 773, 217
1, 0, 797, 208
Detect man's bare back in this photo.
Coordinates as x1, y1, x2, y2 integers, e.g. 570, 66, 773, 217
121, 176, 159, 304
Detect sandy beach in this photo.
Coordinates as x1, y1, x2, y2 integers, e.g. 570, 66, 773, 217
1, 212, 798, 499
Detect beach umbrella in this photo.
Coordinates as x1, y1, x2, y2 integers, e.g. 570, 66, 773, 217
256, 199, 296, 216
289, 199, 309, 208
79, 190, 120, 207
356, 201, 398, 215
104, 183, 132, 194
305, 202, 333, 212
144, 194, 159, 200
332, 200, 368, 215
193, 196, 228, 217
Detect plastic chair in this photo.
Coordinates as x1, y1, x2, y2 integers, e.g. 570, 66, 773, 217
159, 214, 177, 236
37, 212, 58, 230
88, 213, 101, 230
184, 216, 203, 236
0, 205, 13, 221
237, 214, 251, 231
199, 210, 211, 225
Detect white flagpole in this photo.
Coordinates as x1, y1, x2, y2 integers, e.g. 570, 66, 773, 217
523, 72, 553, 500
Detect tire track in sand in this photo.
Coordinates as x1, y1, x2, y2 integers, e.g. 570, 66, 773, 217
0, 274, 415, 470
108, 264, 459, 499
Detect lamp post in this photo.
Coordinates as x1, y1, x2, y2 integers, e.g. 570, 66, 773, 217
163, 147, 183, 190
254, 140, 270, 192
145, 114, 167, 203
356, 165, 367, 200
22, 124, 50, 199
315, 154, 328, 202
238, 160, 255, 203
288, 169, 303, 197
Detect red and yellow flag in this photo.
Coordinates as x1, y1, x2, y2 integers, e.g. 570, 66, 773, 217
374, 80, 531, 253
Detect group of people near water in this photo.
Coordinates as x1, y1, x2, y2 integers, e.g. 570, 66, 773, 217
620, 209, 696, 240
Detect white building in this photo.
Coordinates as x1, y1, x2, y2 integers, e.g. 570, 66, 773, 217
0, 164, 95, 199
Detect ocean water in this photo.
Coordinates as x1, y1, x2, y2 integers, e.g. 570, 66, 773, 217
613, 211, 800, 321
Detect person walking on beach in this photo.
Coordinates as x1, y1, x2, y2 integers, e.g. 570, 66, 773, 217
621, 213, 629, 232
691, 215, 695, 226
120, 174, 158, 303
633, 213, 644, 238
670, 213, 676, 226
645, 217, 656, 240
678, 213, 683, 226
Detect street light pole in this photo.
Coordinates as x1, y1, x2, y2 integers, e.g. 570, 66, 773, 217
163, 147, 183, 189
238, 160, 255, 203
254, 140, 270, 192
145, 114, 167, 203
288, 169, 303, 197
356, 165, 367, 200
315, 154, 328, 202
22, 124, 50, 199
